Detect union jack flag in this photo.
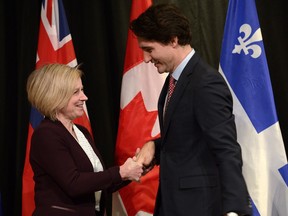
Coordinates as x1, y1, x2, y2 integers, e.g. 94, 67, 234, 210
22, 1, 92, 215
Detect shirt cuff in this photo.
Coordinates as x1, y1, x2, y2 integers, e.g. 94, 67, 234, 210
226, 213, 239, 216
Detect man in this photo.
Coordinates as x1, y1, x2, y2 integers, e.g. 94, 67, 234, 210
131, 3, 252, 216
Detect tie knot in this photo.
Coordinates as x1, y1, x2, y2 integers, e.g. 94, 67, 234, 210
168, 75, 176, 92
169, 75, 175, 85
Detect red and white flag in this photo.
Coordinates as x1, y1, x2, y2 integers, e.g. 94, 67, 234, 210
113, 0, 166, 215
22, 1, 92, 215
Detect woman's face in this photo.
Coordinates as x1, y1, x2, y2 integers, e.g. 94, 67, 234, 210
58, 78, 88, 121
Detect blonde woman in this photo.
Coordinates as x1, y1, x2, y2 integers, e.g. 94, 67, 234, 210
27, 63, 143, 216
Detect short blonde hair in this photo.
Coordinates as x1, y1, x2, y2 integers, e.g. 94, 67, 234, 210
26, 63, 83, 121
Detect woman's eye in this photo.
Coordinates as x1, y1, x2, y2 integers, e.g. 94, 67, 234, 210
74, 88, 84, 94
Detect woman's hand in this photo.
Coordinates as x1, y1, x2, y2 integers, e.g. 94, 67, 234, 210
120, 158, 143, 182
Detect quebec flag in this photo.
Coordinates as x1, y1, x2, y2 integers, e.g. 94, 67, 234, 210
219, 0, 288, 215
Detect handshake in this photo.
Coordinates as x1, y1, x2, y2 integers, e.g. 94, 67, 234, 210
119, 141, 156, 182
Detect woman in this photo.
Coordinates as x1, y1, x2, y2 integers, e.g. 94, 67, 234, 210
26, 63, 143, 216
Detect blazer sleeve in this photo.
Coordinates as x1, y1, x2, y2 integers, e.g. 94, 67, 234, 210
30, 123, 126, 197
78, 124, 131, 193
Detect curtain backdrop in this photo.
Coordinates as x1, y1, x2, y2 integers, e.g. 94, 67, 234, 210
0, 0, 287, 215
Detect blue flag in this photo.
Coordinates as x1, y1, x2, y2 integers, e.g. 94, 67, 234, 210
219, 0, 288, 215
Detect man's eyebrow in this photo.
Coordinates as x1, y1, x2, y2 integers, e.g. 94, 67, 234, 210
141, 46, 152, 50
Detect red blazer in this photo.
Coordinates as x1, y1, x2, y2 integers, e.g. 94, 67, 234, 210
30, 118, 128, 216
153, 52, 251, 216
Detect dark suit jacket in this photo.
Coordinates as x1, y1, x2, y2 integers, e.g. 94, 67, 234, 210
153, 52, 251, 216
30, 118, 128, 216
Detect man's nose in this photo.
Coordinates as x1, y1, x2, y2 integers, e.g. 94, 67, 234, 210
143, 52, 152, 63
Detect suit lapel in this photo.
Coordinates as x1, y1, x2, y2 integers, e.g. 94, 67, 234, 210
160, 52, 201, 137
158, 75, 169, 130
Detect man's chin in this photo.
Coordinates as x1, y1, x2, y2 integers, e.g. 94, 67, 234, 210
154, 66, 162, 73
157, 70, 166, 74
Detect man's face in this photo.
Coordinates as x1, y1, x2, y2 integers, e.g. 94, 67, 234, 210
138, 38, 176, 74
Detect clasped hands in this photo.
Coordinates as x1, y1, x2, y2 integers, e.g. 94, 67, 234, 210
119, 141, 155, 182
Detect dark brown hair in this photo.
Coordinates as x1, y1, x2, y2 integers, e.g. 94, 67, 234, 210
130, 3, 192, 45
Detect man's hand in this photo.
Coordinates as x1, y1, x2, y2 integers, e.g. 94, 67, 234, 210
135, 141, 155, 166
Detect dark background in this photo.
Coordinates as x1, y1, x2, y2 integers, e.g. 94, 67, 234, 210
0, 0, 287, 215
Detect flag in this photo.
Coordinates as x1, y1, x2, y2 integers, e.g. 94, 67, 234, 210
113, 0, 167, 215
22, 1, 93, 215
219, 0, 288, 215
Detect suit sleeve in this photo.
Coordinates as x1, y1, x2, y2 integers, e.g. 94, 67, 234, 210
153, 138, 162, 165
194, 70, 250, 213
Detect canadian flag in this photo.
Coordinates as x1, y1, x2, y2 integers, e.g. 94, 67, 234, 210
113, 0, 166, 215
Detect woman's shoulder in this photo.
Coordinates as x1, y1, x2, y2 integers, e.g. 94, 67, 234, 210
33, 118, 65, 137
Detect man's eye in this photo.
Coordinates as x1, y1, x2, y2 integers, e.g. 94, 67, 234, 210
143, 48, 152, 53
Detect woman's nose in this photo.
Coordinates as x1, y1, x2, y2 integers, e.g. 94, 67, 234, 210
81, 92, 88, 101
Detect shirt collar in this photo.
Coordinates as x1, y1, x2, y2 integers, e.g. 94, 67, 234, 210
171, 49, 195, 81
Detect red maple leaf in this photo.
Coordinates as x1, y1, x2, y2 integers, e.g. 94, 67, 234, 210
115, 92, 160, 215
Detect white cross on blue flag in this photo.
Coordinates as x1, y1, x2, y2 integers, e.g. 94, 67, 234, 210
219, 0, 288, 215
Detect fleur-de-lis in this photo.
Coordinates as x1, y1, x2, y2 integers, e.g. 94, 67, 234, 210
232, 24, 262, 58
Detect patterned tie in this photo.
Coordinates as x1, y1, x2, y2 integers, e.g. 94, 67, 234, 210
164, 75, 176, 116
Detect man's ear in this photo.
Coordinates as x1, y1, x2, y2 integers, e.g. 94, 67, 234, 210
170, 36, 178, 47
